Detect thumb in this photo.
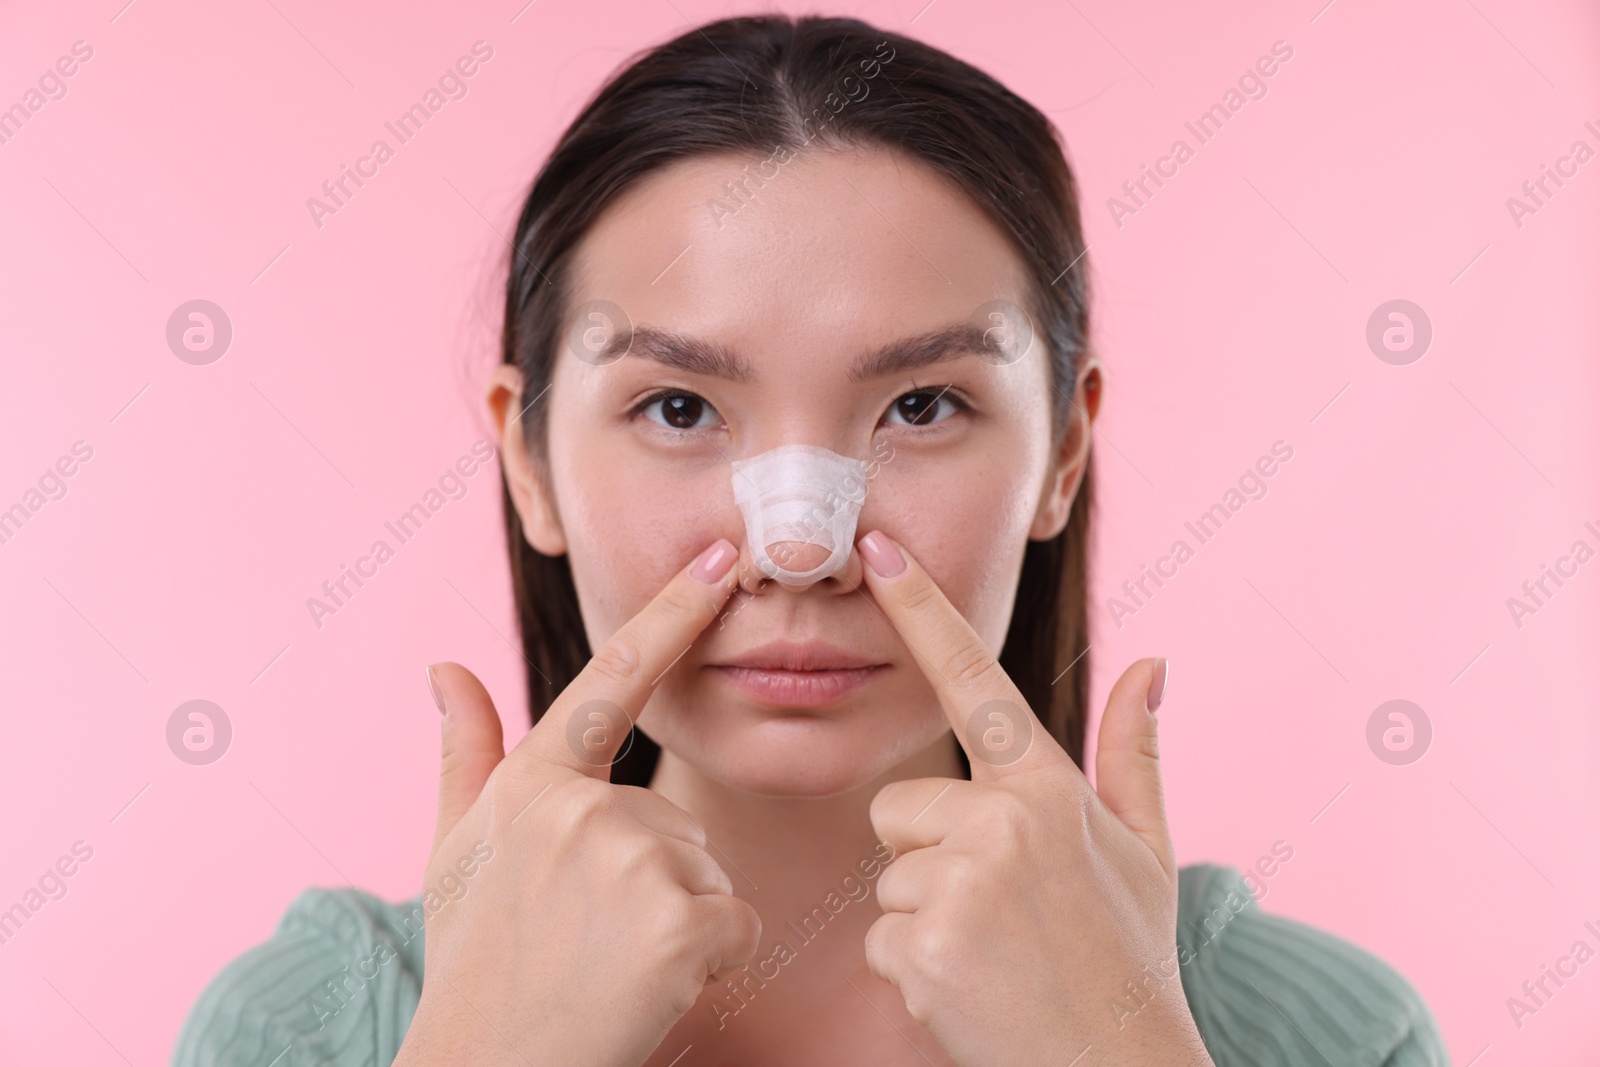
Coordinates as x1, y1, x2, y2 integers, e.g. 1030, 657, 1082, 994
428, 661, 506, 855
1094, 657, 1174, 875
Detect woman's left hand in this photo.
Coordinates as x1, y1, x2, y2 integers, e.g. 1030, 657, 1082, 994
856, 531, 1215, 1067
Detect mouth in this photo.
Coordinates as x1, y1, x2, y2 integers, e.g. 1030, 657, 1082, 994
706, 640, 889, 708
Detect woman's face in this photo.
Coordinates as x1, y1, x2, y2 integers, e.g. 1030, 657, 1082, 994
496, 144, 1091, 797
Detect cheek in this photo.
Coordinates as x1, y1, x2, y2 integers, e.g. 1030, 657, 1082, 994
862, 446, 1040, 644
551, 444, 741, 643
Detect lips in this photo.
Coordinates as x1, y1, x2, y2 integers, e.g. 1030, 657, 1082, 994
706, 640, 888, 707
713, 639, 881, 672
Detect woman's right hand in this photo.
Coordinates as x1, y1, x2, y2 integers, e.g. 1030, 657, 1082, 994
393, 538, 759, 1067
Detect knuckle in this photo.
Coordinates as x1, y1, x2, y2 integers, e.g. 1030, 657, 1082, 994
1136, 726, 1162, 764
665, 976, 701, 1020
873, 863, 902, 905
942, 854, 981, 898
589, 638, 642, 685
911, 923, 957, 983
623, 785, 711, 848
613, 833, 666, 879
901, 991, 934, 1029
726, 898, 762, 956
897, 577, 941, 615
665, 804, 711, 848
869, 782, 910, 830
547, 776, 612, 836
695, 848, 734, 895
656, 890, 702, 956
657, 585, 701, 621
863, 914, 908, 987
862, 917, 892, 972
981, 789, 1034, 844
942, 640, 1001, 689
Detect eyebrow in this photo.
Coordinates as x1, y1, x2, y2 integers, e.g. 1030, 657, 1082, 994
596, 322, 997, 382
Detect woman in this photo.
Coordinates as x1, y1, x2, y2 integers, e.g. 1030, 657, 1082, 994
173, 15, 1448, 1066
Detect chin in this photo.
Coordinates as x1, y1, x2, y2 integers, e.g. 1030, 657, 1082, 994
642, 695, 942, 798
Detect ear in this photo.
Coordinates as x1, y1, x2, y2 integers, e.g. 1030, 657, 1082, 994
487, 363, 567, 556
1028, 356, 1102, 540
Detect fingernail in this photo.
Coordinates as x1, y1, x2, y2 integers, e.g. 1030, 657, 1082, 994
858, 530, 905, 578
691, 539, 737, 584
1146, 658, 1169, 715
426, 664, 446, 715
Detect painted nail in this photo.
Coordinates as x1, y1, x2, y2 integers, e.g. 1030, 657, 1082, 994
1146, 657, 1169, 715
691, 539, 738, 584
858, 531, 906, 578
427, 664, 446, 715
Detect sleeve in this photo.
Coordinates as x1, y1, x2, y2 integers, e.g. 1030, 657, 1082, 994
1174, 864, 1450, 1067
170, 886, 427, 1067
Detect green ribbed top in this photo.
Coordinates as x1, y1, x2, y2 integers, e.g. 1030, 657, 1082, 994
171, 863, 1449, 1065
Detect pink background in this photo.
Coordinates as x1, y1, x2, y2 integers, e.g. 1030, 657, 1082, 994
2, 0, 1596, 1062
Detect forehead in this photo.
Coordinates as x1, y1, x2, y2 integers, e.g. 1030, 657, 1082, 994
566, 144, 1032, 348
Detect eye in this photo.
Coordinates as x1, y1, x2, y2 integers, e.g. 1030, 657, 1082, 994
883, 386, 964, 428
637, 390, 722, 431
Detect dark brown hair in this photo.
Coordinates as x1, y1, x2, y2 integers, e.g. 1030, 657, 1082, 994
498, 14, 1094, 786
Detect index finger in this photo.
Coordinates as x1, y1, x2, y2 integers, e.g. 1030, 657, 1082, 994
515, 538, 741, 778
855, 529, 1071, 781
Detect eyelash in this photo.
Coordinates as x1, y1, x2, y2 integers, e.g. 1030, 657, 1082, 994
629, 386, 970, 432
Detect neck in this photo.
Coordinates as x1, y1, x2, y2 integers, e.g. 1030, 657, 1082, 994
649, 732, 964, 931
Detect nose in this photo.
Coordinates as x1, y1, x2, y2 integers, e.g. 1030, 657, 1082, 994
735, 537, 865, 595
767, 541, 830, 574
728, 442, 869, 588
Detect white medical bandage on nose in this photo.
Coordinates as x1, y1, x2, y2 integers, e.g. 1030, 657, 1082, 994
730, 444, 870, 585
